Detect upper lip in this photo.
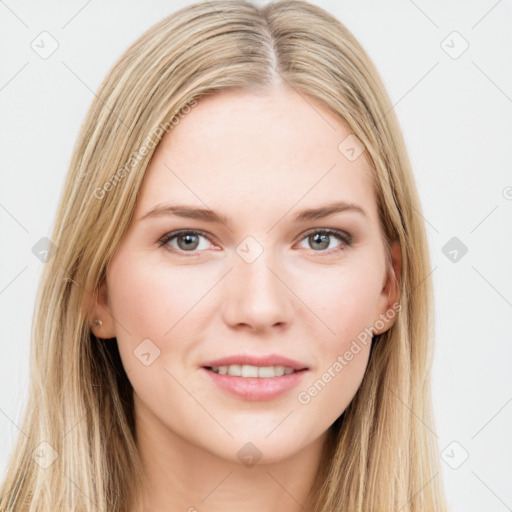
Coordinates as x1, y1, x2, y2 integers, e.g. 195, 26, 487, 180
201, 354, 308, 371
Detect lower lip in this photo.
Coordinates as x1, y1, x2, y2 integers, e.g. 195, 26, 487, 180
200, 367, 308, 401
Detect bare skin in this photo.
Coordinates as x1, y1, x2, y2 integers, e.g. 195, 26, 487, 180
88, 82, 401, 512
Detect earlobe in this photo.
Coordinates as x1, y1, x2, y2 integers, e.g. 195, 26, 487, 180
87, 281, 117, 339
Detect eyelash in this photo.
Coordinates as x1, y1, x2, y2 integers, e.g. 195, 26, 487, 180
158, 228, 353, 257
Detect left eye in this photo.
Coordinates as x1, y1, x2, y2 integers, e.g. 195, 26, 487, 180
159, 229, 213, 253
297, 229, 351, 253
158, 229, 351, 255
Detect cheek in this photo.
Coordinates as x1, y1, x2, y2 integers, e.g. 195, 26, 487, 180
109, 251, 212, 328
291, 252, 382, 400
293, 262, 378, 422
295, 254, 384, 344
107, 253, 208, 371
296, 340, 371, 428
106, 254, 216, 423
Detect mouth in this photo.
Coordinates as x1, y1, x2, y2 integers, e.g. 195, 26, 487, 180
200, 365, 309, 401
203, 364, 305, 378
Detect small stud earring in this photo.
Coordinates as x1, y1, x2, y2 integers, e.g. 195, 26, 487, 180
93, 319, 103, 327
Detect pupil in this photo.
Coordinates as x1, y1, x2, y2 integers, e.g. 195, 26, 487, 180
179, 234, 198, 250
311, 233, 329, 250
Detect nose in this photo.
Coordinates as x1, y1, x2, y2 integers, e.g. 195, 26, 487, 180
221, 249, 294, 333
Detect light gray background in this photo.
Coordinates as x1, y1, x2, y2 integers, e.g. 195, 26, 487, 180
1, 1, 511, 510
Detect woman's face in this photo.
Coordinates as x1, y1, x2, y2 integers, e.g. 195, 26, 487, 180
94, 83, 400, 464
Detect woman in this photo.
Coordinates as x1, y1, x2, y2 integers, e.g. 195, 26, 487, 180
0, 1, 448, 511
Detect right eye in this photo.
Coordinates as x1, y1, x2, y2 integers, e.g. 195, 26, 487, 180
158, 229, 215, 256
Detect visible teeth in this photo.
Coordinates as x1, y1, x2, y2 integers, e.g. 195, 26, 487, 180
258, 366, 282, 378
227, 364, 241, 376
242, 365, 259, 377
209, 364, 297, 378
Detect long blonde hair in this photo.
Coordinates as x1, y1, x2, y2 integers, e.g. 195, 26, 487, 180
0, 1, 448, 510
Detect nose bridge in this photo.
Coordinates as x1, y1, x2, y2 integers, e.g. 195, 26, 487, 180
222, 236, 292, 330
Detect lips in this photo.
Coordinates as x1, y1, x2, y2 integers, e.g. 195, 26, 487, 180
200, 366, 308, 400
201, 353, 309, 371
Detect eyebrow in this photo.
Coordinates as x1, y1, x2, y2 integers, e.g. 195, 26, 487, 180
139, 200, 367, 225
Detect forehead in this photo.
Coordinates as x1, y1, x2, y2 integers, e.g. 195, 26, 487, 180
134, 84, 377, 223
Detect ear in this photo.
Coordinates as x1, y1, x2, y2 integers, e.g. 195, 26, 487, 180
85, 280, 117, 339
374, 240, 401, 335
